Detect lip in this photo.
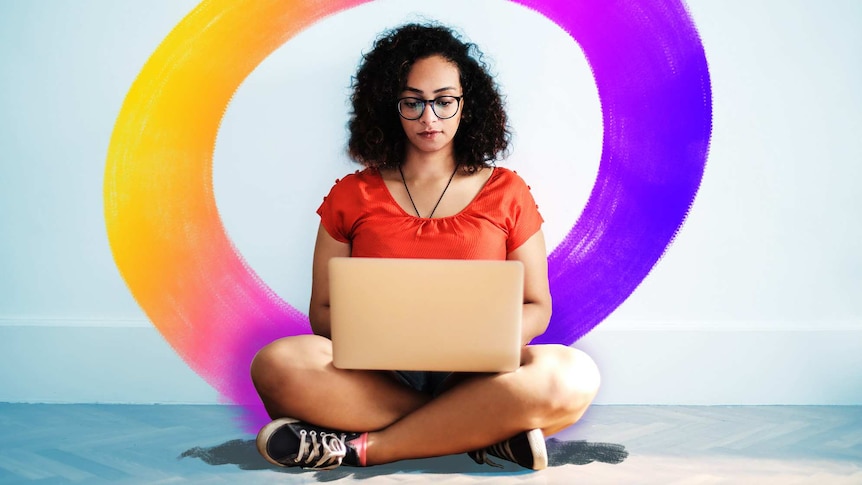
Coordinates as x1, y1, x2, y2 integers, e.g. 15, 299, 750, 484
418, 130, 441, 137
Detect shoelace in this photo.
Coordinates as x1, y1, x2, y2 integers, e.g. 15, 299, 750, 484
472, 440, 516, 469
294, 429, 348, 470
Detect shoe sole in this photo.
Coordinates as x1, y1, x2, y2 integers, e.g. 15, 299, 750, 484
526, 429, 548, 470
256, 417, 301, 467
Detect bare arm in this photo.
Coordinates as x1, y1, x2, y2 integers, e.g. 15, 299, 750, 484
309, 223, 351, 338
507, 230, 552, 345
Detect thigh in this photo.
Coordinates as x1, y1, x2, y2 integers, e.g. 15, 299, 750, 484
251, 335, 432, 431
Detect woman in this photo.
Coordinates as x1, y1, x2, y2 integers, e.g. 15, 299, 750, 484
250, 23, 600, 471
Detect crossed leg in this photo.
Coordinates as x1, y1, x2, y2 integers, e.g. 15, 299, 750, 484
250, 334, 600, 465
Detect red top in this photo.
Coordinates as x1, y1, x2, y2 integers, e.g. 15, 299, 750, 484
317, 167, 543, 260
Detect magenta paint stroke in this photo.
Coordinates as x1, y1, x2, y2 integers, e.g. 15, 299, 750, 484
117, 0, 710, 431
514, 0, 713, 345
232, 0, 711, 429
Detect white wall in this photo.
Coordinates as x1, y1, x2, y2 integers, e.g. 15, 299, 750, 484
1, 0, 860, 404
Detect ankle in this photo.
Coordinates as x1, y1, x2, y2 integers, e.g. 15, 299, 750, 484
362, 431, 385, 466
349, 432, 369, 466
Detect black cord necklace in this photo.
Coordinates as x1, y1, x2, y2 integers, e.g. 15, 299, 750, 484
399, 164, 459, 218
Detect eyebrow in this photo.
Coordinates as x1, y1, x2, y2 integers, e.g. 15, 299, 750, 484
403, 86, 459, 95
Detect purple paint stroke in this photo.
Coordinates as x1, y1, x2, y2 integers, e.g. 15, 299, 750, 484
214, 0, 710, 430
511, 0, 713, 345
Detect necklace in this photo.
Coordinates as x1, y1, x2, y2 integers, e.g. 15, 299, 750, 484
398, 164, 459, 218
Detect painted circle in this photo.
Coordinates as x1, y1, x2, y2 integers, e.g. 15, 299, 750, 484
105, 0, 710, 421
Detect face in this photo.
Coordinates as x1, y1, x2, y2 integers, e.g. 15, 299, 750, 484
398, 55, 464, 158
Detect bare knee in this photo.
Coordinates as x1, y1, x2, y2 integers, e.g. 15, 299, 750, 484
525, 345, 600, 426
250, 334, 332, 407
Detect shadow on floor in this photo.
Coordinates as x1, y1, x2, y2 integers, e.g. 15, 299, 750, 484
180, 437, 627, 479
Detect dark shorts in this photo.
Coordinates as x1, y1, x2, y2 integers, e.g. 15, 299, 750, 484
391, 370, 455, 396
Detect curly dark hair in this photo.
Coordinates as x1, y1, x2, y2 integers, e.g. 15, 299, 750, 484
348, 23, 510, 172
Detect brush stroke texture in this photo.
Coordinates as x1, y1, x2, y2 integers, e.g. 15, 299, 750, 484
104, 0, 711, 431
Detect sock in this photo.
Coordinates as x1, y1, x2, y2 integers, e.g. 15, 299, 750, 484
349, 433, 368, 467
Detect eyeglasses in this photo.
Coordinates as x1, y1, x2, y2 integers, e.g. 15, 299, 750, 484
397, 96, 463, 120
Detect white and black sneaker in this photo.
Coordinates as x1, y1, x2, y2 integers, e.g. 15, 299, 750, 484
468, 429, 548, 470
256, 418, 364, 470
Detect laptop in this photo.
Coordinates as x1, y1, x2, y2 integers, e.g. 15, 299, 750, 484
329, 257, 523, 372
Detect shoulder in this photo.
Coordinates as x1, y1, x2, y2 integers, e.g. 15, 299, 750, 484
482, 167, 540, 217
325, 167, 379, 196
486, 166, 532, 193
337, 167, 379, 186
491, 166, 526, 182
318, 168, 381, 230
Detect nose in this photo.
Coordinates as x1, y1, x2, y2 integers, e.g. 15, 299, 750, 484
419, 101, 439, 124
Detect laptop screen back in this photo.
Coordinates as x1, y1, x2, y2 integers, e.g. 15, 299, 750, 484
329, 257, 523, 372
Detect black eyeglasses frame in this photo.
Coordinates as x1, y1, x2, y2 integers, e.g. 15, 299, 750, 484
396, 95, 464, 120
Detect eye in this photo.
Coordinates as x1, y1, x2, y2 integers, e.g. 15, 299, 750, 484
434, 97, 454, 107
400, 98, 423, 110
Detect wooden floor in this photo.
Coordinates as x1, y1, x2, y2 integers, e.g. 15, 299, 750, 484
0, 404, 859, 484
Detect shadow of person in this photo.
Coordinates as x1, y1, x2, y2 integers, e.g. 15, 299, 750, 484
180, 437, 628, 479
546, 438, 628, 466
179, 439, 273, 471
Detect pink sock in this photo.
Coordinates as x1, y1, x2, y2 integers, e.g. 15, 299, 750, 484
350, 433, 368, 466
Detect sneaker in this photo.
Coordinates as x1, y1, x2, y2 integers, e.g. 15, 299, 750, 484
468, 429, 548, 470
256, 417, 365, 470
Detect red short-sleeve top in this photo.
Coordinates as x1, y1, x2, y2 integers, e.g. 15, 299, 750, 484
316, 167, 543, 260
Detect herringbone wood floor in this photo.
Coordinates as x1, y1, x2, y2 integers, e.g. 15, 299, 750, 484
0, 404, 859, 484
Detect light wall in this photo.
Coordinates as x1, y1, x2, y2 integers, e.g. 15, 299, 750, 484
1, 0, 860, 404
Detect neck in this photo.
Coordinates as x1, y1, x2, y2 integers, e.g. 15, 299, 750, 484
402, 147, 458, 180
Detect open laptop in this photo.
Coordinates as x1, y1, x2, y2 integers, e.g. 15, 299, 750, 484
329, 257, 523, 372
